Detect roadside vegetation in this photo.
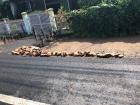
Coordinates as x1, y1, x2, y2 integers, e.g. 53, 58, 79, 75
66, 0, 140, 37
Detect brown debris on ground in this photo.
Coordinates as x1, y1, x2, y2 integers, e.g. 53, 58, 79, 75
12, 46, 124, 58
12, 46, 41, 57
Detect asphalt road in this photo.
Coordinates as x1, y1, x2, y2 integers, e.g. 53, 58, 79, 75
0, 54, 140, 105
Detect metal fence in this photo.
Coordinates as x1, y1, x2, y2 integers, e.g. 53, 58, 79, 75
29, 12, 52, 36
0, 19, 25, 34
0, 22, 6, 35
9, 20, 25, 34
0, 9, 58, 45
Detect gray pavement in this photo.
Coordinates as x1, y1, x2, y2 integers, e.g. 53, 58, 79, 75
0, 54, 140, 105
0, 102, 11, 105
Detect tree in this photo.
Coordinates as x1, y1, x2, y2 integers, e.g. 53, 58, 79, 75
0, 0, 5, 18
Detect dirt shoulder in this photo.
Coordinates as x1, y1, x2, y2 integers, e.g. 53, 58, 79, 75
0, 41, 4, 45
43, 36, 140, 58
0, 37, 35, 54
0, 41, 4, 53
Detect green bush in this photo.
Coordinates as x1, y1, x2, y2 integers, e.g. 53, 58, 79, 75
77, 0, 102, 8
67, 0, 140, 37
122, 0, 140, 34
77, 0, 129, 8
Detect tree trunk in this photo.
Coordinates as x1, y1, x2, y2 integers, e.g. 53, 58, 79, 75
9, 1, 17, 18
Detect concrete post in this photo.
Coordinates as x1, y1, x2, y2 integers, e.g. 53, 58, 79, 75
47, 8, 57, 32
21, 12, 32, 35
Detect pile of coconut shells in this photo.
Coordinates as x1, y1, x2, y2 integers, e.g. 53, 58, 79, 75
12, 46, 124, 58
12, 46, 41, 57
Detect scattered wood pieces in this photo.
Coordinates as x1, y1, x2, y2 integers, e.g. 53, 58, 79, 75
97, 53, 112, 58
68, 52, 75, 56
12, 46, 124, 58
12, 46, 41, 56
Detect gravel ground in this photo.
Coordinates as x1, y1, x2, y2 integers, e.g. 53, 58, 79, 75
44, 36, 140, 58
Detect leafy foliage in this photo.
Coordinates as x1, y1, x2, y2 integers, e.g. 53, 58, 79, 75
77, 0, 130, 8
66, 0, 140, 37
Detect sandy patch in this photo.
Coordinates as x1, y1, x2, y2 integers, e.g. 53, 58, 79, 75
0, 41, 4, 45
0, 41, 4, 53
44, 36, 140, 58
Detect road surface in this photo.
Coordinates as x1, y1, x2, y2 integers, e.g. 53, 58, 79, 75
0, 53, 140, 105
